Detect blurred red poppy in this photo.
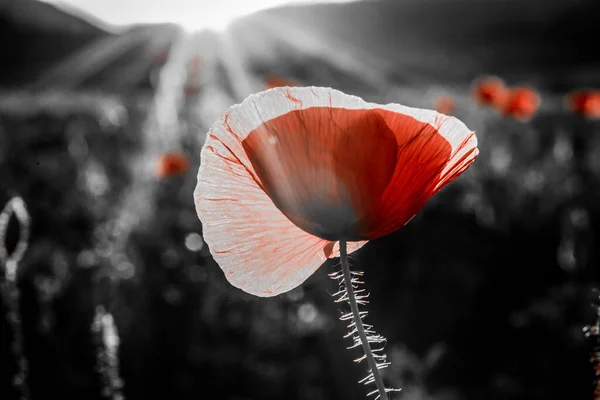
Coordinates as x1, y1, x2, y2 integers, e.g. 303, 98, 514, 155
472, 77, 508, 108
264, 76, 299, 90
184, 56, 204, 99
189, 55, 204, 72
499, 87, 541, 121
194, 87, 478, 296
156, 153, 190, 179
567, 90, 600, 119
184, 84, 201, 98
139, 43, 170, 67
435, 95, 455, 115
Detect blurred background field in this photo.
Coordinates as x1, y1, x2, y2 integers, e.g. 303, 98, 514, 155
1, 0, 600, 399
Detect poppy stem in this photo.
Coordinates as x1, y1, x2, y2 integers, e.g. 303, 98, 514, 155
0, 197, 31, 400
92, 305, 126, 400
339, 240, 388, 400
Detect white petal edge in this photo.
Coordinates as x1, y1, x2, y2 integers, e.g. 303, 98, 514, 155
215, 86, 477, 156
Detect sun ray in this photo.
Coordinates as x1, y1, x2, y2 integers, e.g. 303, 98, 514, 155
27, 26, 172, 90
251, 11, 390, 91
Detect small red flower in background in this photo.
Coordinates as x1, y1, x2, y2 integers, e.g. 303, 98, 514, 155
140, 43, 170, 67
189, 55, 204, 73
156, 153, 190, 179
472, 77, 508, 108
567, 90, 600, 119
153, 52, 169, 67
194, 86, 478, 297
183, 56, 204, 99
568, 91, 588, 114
499, 86, 541, 121
183, 84, 201, 98
264, 76, 299, 90
435, 95, 455, 115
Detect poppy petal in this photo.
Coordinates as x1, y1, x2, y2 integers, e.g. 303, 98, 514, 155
195, 119, 366, 297
216, 86, 477, 241
242, 106, 400, 240
364, 108, 478, 239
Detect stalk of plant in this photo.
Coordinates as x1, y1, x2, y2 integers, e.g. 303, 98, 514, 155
584, 288, 600, 400
92, 305, 125, 400
0, 196, 31, 400
330, 240, 399, 399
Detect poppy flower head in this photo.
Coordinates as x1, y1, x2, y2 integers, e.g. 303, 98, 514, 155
499, 86, 541, 121
567, 90, 600, 119
472, 77, 508, 108
156, 152, 190, 179
195, 87, 478, 296
435, 95, 455, 115
264, 76, 299, 90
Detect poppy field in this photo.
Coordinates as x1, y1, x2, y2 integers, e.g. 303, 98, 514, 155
1, 1, 600, 400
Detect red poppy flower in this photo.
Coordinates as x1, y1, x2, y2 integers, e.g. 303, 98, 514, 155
189, 55, 204, 73
568, 91, 588, 114
149, 51, 169, 67
184, 83, 201, 98
140, 43, 170, 67
472, 77, 508, 108
184, 56, 204, 99
567, 90, 600, 119
435, 95, 455, 115
499, 87, 541, 121
156, 153, 190, 179
264, 76, 299, 90
194, 87, 478, 296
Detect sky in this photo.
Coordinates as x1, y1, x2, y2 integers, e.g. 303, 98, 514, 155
40, 0, 357, 31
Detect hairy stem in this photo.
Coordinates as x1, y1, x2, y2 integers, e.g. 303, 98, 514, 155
585, 288, 600, 400
339, 240, 388, 400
